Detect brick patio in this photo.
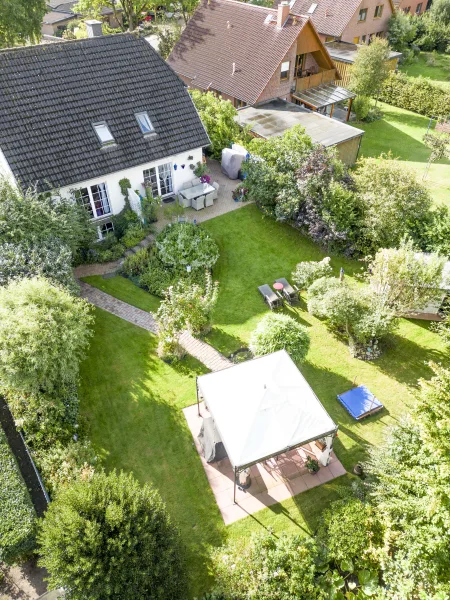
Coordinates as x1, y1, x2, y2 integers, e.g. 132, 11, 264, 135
183, 402, 347, 525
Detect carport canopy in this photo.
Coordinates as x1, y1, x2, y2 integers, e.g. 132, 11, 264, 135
197, 350, 338, 472
292, 83, 356, 110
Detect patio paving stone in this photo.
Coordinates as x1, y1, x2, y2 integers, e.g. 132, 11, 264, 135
183, 402, 347, 524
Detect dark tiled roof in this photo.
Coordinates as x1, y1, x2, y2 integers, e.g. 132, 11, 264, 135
0, 34, 209, 191
168, 0, 308, 106
42, 10, 74, 24
47, 1, 117, 15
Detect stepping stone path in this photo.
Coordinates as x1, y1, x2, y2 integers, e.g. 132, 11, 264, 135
79, 281, 231, 372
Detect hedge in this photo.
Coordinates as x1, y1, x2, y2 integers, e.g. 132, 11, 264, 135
379, 71, 450, 119
0, 428, 36, 563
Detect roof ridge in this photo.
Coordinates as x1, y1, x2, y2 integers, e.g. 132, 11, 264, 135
0, 32, 138, 55
209, 0, 279, 13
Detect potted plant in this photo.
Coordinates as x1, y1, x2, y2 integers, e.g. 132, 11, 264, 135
306, 456, 320, 474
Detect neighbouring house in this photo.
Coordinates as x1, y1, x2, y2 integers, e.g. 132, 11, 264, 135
0, 28, 210, 239
325, 40, 402, 86
273, 0, 395, 44
168, 0, 357, 121
42, 0, 122, 36
236, 99, 364, 165
394, 0, 430, 14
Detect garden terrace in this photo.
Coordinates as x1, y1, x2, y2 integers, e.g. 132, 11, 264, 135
79, 204, 449, 597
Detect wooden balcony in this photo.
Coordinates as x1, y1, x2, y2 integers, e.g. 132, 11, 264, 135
295, 68, 337, 92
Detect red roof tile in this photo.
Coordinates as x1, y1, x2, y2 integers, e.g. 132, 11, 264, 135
168, 0, 308, 105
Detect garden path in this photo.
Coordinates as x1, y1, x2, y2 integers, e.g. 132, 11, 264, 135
79, 282, 231, 372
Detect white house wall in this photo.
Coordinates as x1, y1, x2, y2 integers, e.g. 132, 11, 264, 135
0, 147, 17, 186
59, 147, 204, 217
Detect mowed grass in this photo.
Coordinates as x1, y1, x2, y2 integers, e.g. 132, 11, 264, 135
353, 102, 450, 205
79, 205, 448, 596
81, 274, 160, 312
400, 51, 450, 90
79, 307, 350, 597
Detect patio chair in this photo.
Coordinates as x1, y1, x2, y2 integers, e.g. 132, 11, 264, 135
192, 177, 202, 186
205, 192, 215, 207
192, 195, 205, 211
182, 181, 193, 189
275, 278, 300, 305
212, 181, 219, 191
258, 284, 283, 310
178, 192, 191, 208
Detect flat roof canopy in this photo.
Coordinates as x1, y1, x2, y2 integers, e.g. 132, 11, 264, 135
236, 99, 364, 147
292, 83, 356, 110
325, 41, 402, 64
197, 350, 337, 470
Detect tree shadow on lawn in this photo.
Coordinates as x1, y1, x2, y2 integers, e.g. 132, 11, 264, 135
374, 329, 449, 387
359, 118, 431, 164
79, 311, 226, 597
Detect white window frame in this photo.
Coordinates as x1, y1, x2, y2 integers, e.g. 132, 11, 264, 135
143, 162, 173, 197
135, 112, 155, 135
99, 221, 114, 239
93, 121, 115, 146
75, 182, 112, 220
358, 8, 368, 20
280, 60, 290, 81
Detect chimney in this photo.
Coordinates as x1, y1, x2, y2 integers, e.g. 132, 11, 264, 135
232, 62, 236, 75
277, 1, 290, 27
85, 19, 103, 38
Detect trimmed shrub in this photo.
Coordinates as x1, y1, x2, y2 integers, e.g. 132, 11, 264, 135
121, 224, 148, 249
120, 247, 152, 277
352, 95, 371, 121
250, 313, 310, 363
38, 470, 187, 600
155, 222, 219, 270
0, 428, 36, 563
379, 71, 450, 118
291, 257, 332, 290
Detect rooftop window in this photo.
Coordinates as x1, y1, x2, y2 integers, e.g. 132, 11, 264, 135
135, 112, 155, 135
308, 3, 318, 13
93, 122, 115, 145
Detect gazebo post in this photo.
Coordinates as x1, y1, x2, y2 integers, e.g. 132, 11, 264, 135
233, 467, 237, 504
196, 377, 200, 417
329, 103, 334, 119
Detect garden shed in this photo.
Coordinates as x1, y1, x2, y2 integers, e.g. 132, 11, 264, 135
196, 350, 338, 503
236, 99, 364, 166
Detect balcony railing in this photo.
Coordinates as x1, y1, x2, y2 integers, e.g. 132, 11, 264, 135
295, 68, 337, 92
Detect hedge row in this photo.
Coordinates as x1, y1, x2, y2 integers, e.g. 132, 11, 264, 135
379, 71, 450, 119
0, 428, 36, 564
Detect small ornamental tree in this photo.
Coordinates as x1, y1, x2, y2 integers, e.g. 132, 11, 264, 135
0, 277, 93, 394
291, 257, 332, 290
250, 313, 310, 363
387, 11, 418, 52
423, 131, 450, 180
368, 239, 446, 314
349, 38, 391, 99
38, 470, 186, 600
354, 155, 433, 253
212, 532, 321, 600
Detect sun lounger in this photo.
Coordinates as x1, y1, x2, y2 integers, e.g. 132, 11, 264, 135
275, 278, 300, 305
258, 284, 283, 310
337, 385, 384, 420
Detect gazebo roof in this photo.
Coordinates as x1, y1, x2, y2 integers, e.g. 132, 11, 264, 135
197, 350, 337, 470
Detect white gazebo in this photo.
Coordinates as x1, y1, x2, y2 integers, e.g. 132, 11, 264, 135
196, 350, 338, 504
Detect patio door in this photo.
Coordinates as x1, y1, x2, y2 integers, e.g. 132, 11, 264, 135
143, 162, 173, 198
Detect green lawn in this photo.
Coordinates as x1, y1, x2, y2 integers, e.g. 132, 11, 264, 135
79, 205, 448, 597
400, 51, 450, 90
81, 274, 160, 312
354, 102, 450, 206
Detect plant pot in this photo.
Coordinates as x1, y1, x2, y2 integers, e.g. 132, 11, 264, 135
353, 463, 364, 476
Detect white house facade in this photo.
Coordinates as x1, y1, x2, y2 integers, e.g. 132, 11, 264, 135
0, 30, 210, 236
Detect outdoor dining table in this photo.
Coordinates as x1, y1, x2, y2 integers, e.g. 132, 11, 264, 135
180, 182, 215, 202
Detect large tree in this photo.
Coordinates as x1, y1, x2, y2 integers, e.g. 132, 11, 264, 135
0, 0, 46, 48
38, 470, 186, 600
0, 277, 93, 394
349, 37, 391, 99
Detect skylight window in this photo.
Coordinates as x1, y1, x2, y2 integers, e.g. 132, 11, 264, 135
93, 122, 115, 145
307, 3, 318, 13
135, 112, 155, 135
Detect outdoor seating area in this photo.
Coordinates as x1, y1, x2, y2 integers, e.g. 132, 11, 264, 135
258, 278, 300, 309
178, 179, 219, 211
184, 350, 345, 524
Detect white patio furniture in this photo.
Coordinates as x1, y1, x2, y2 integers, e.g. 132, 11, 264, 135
212, 181, 219, 191
179, 182, 215, 210
178, 192, 191, 208
182, 181, 193, 189
191, 177, 202, 186
192, 195, 205, 210
205, 192, 215, 207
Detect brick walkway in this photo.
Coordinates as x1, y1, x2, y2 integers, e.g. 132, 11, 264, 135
79, 282, 231, 372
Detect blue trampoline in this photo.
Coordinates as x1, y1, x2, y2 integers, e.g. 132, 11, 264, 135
337, 385, 383, 420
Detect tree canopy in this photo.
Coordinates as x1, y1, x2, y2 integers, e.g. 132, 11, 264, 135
0, 0, 46, 48
38, 470, 186, 600
349, 38, 391, 99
